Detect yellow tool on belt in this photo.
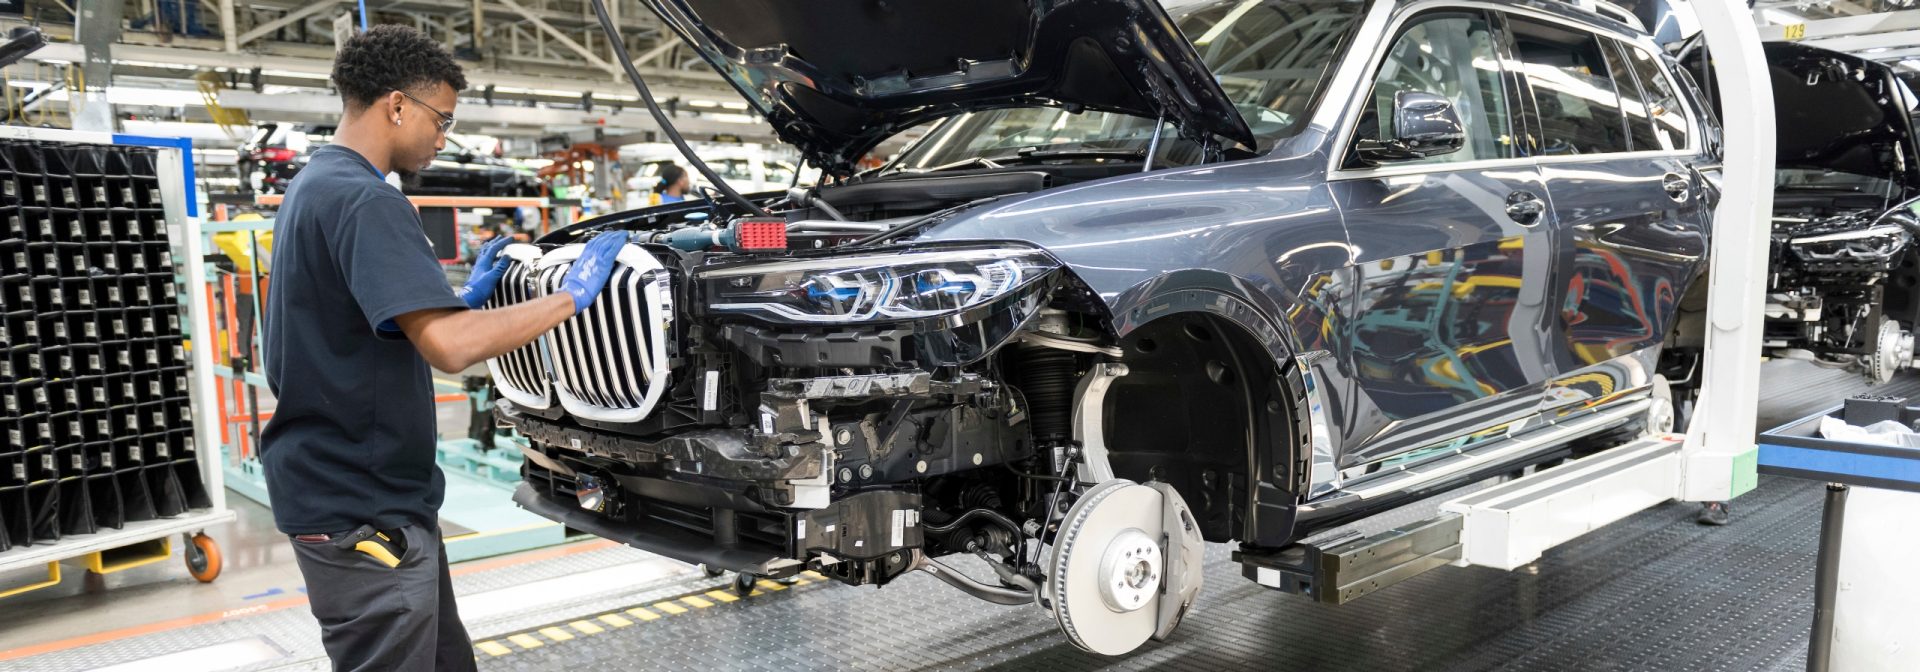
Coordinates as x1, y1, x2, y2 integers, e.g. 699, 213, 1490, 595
333, 524, 407, 568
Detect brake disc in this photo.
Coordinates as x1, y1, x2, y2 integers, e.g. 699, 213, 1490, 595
1047, 479, 1205, 656
1868, 320, 1913, 385
1645, 375, 1676, 436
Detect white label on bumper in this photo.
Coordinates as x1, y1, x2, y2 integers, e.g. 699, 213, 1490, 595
890, 509, 905, 547
797, 520, 806, 541
702, 370, 719, 411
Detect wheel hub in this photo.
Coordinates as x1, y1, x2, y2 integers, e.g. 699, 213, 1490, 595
1096, 529, 1161, 612
1646, 375, 1676, 436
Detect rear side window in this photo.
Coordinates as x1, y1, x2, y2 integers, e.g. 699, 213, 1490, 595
1348, 12, 1515, 167
1619, 44, 1692, 150
1510, 18, 1630, 155
1604, 40, 1660, 150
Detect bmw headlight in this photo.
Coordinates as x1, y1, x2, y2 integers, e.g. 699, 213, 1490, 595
699, 246, 1060, 324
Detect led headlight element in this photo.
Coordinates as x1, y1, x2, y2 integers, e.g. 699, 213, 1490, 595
700, 247, 1060, 324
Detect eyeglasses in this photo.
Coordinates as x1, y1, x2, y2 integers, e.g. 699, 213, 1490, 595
398, 89, 456, 135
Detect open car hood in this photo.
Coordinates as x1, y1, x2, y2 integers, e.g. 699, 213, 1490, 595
1760, 43, 1920, 189
640, 0, 1255, 176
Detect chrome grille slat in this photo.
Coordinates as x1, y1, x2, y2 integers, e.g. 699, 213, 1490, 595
598, 267, 639, 406
614, 267, 649, 397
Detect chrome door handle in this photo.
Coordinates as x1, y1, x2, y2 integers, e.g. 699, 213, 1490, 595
1505, 190, 1545, 225
1662, 173, 1690, 202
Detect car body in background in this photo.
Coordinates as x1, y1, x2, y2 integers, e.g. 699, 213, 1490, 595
488, 0, 1718, 655
1686, 42, 1920, 383
623, 143, 818, 196
236, 123, 541, 196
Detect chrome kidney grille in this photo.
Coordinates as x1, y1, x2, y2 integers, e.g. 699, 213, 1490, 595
484, 257, 553, 409
483, 242, 674, 423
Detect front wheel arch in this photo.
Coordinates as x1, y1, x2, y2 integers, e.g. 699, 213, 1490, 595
1098, 301, 1309, 546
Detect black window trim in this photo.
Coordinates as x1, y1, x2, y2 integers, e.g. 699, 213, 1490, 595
1326, 1, 1699, 180
1336, 7, 1518, 170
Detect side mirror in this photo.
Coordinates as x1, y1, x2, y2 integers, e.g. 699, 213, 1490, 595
1355, 91, 1467, 163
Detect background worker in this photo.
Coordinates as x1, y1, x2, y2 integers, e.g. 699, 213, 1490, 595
654, 162, 691, 204
260, 25, 628, 671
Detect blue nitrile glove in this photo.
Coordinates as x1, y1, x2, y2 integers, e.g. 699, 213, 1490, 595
560, 231, 630, 313
455, 237, 513, 308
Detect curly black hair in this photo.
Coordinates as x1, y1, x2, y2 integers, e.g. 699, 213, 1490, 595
331, 25, 468, 110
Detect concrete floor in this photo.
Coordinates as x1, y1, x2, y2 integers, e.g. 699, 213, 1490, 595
0, 360, 1900, 670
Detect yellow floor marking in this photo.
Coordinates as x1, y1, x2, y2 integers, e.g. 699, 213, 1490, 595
539, 627, 575, 642
599, 613, 634, 627
755, 579, 787, 591
507, 634, 544, 650
704, 589, 739, 603
803, 570, 825, 580
626, 607, 662, 621
569, 620, 604, 635
681, 595, 714, 609
653, 601, 688, 615
476, 641, 513, 657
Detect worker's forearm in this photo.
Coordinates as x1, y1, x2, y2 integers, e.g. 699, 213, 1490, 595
414, 294, 575, 371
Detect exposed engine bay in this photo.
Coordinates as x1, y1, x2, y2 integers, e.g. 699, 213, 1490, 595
1765, 193, 1920, 383
488, 161, 1212, 654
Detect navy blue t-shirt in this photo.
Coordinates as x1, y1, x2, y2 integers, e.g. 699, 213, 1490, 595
260, 145, 468, 534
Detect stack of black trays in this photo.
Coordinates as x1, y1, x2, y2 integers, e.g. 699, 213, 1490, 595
0, 141, 210, 553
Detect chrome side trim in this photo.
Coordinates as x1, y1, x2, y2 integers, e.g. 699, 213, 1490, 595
1297, 395, 1650, 514
1296, 351, 1342, 499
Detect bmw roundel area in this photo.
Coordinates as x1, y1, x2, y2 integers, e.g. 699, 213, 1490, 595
7, 0, 1920, 670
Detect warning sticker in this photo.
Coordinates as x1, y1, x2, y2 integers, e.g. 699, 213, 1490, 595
702, 370, 719, 410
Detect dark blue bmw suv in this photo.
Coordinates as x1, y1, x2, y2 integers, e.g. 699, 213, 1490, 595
483, 0, 1720, 655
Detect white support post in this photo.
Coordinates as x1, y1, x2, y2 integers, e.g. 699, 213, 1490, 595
219, 0, 237, 53
1681, 0, 1775, 502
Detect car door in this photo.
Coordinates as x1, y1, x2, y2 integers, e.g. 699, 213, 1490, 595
1327, 8, 1560, 466
1507, 18, 1710, 412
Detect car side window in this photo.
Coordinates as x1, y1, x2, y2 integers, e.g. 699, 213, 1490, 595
1604, 40, 1660, 151
1347, 13, 1513, 167
1510, 18, 1630, 155
1619, 44, 1691, 151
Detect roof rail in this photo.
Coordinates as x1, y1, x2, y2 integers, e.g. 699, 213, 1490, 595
1567, 0, 1649, 32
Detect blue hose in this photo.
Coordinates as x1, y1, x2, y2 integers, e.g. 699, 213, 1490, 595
357, 0, 369, 31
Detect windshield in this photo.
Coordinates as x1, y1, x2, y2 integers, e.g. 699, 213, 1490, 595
887, 0, 1364, 171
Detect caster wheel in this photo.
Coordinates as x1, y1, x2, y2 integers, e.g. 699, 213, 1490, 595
700, 564, 724, 578
732, 572, 756, 597
185, 533, 222, 583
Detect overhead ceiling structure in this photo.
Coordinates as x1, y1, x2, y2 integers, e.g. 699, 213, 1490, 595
0, 0, 781, 145
1753, 1, 1920, 69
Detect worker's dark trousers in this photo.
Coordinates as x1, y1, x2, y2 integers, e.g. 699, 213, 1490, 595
289, 524, 477, 672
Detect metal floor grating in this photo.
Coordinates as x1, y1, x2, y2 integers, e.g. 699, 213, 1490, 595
478, 476, 1826, 672
476, 360, 1898, 672
5, 360, 1903, 671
